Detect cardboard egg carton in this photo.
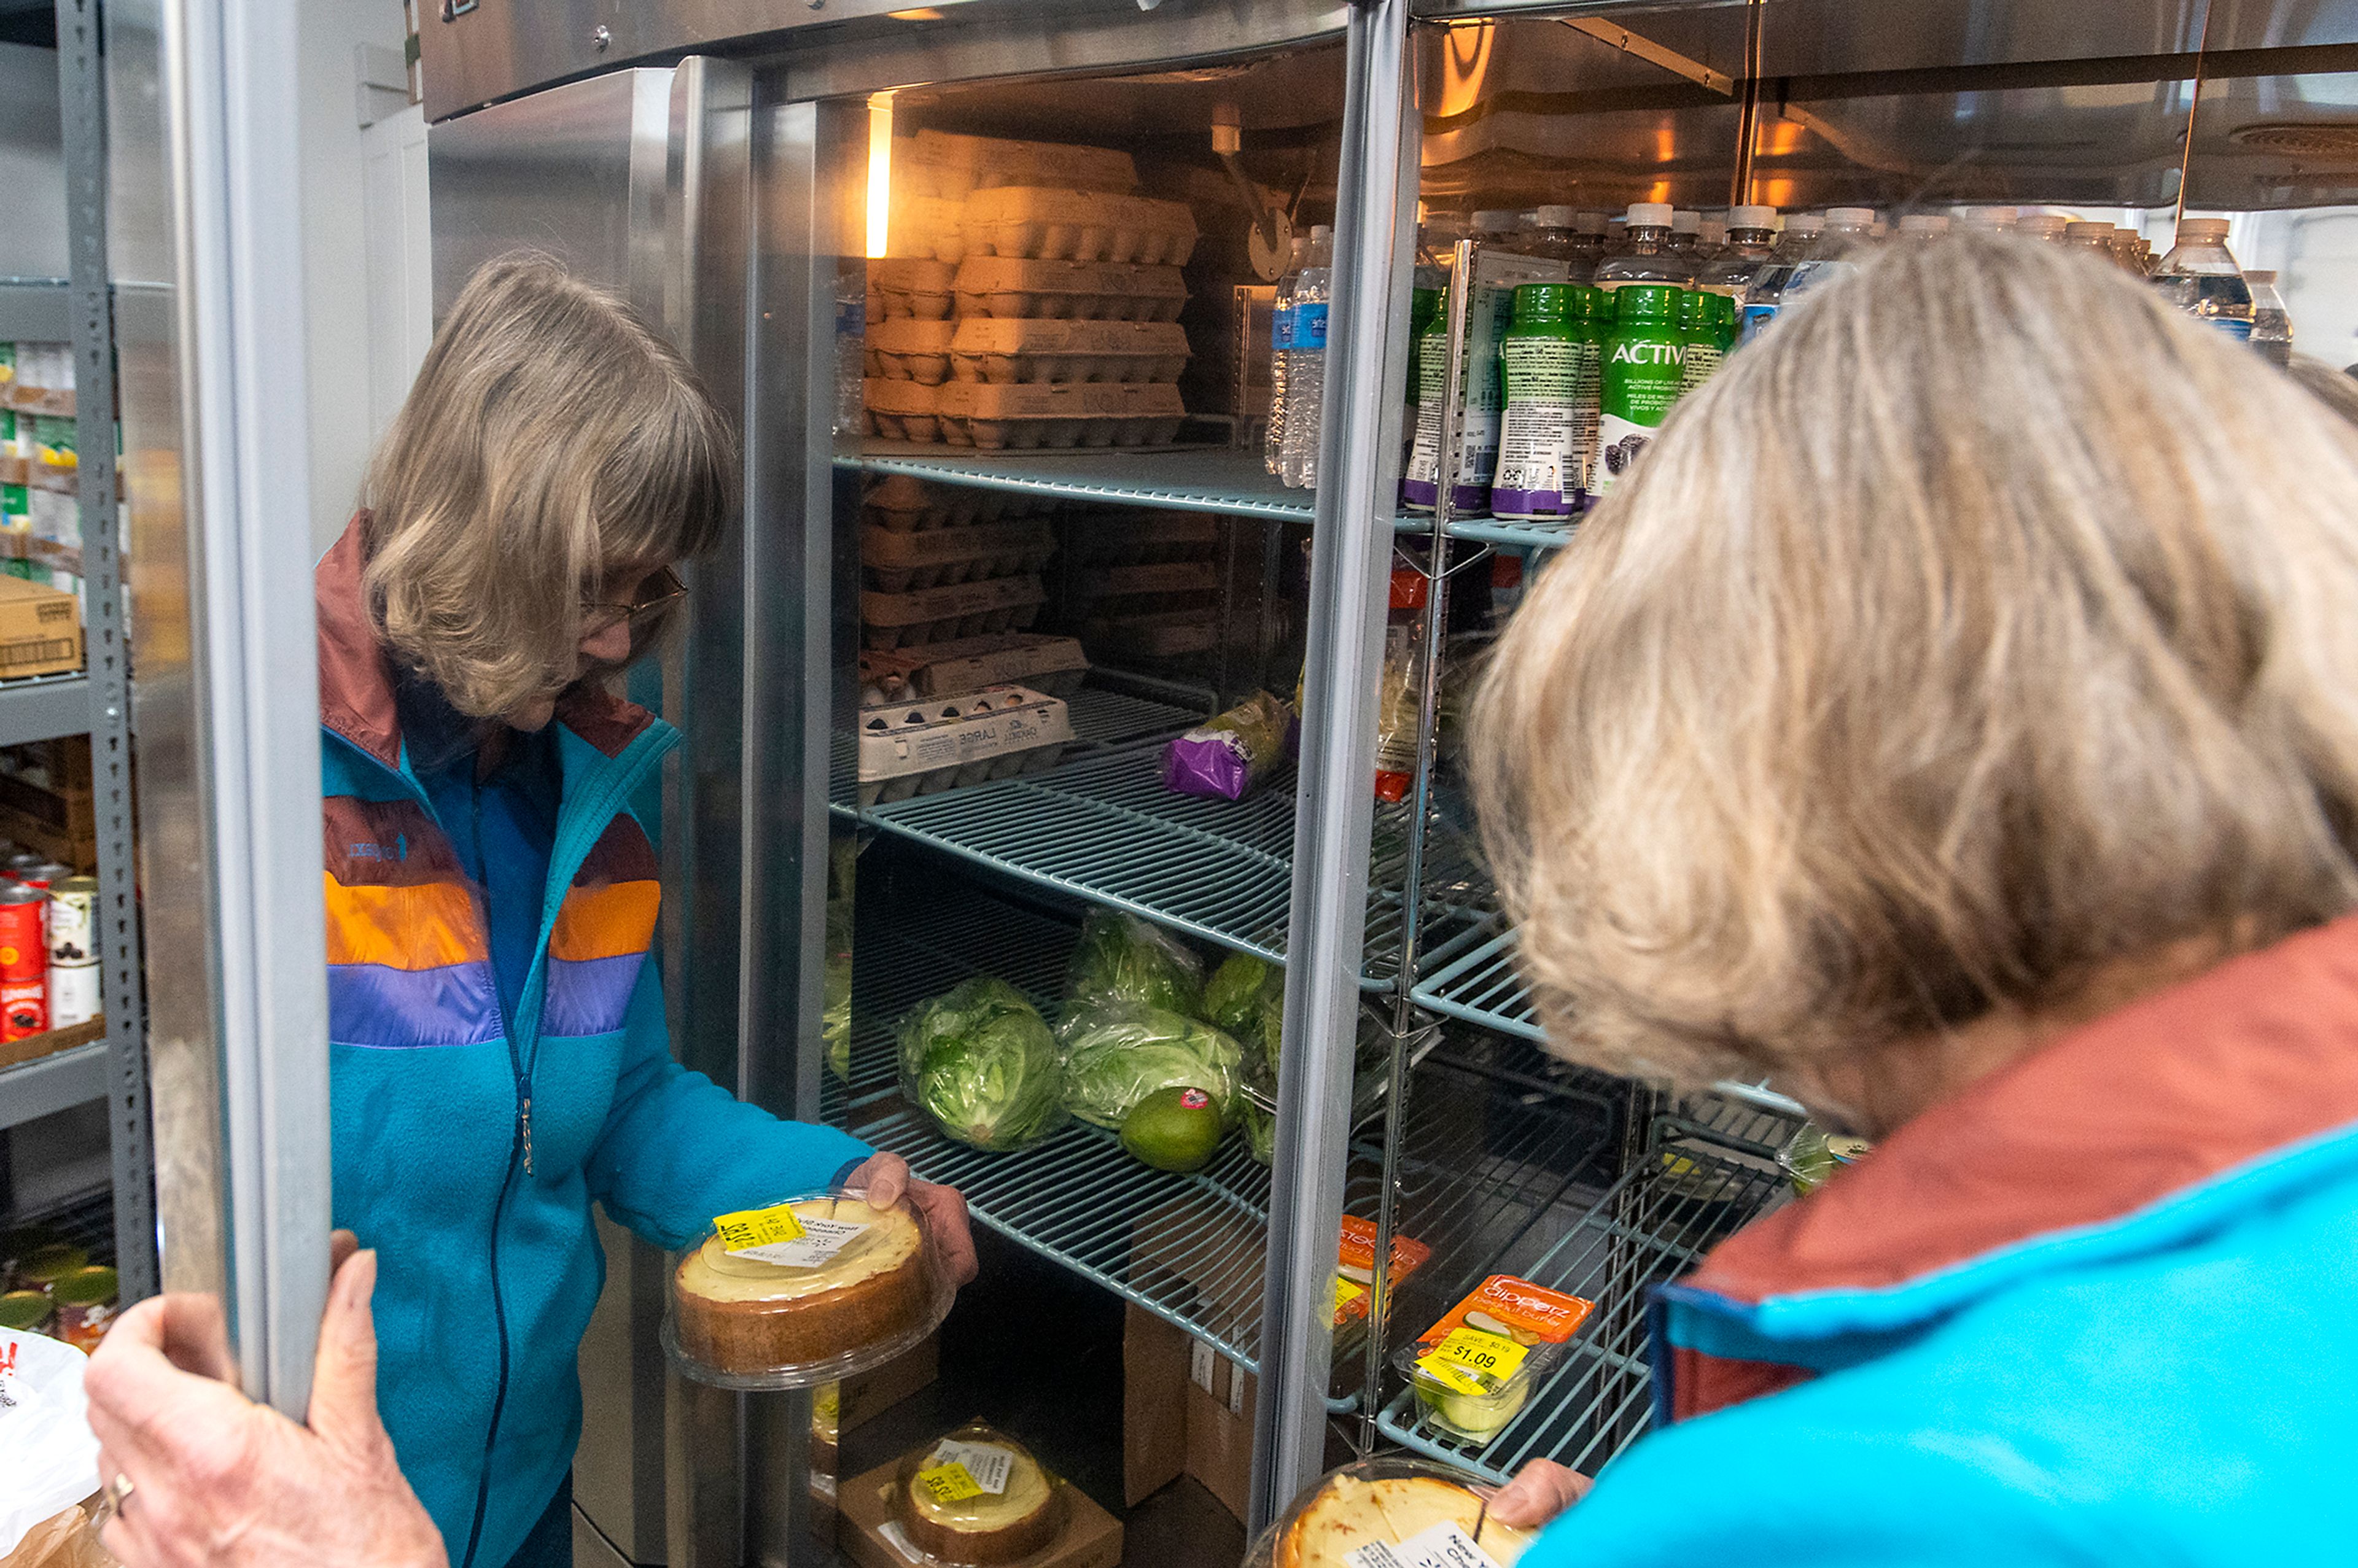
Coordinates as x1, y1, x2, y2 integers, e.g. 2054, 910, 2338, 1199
885, 195, 970, 264
862, 517, 1056, 592
856, 683, 1075, 807
960, 187, 1200, 266
1073, 561, 1221, 600
863, 475, 1056, 533
860, 632, 1091, 705
868, 259, 956, 320
951, 259, 1188, 322
861, 572, 1046, 650
865, 380, 1186, 450
866, 319, 954, 384
1059, 510, 1221, 566
908, 130, 1138, 196
1084, 610, 1221, 659
951, 319, 1191, 385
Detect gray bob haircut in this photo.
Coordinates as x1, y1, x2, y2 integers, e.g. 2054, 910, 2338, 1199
362, 252, 734, 718
1469, 231, 2358, 1089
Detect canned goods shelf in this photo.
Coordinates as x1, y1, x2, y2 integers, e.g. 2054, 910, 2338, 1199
0, 673, 91, 747
1374, 1120, 1794, 1483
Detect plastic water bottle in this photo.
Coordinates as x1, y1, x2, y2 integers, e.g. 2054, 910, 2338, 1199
1695, 204, 1778, 309
1666, 210, 1703, 265
1282, 225, 1334, 489
1265, 236, 1307, 476
1897, 213, 1950, 243
1528, 205, 1589, 279
2246, 269, 2294, 366
1776, 206, 1877, 312
2153, 218, 2255, 342
1595, 203, 1692, 292
1738, 211, 1821, 345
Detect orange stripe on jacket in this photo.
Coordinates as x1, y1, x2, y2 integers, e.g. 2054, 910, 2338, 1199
324, 872, 486, 969
550, 880, 660, 963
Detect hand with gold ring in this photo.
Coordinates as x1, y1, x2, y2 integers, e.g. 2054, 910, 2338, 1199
80, 1233, 446, 1568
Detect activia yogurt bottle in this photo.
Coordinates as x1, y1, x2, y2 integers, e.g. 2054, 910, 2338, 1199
1491, 284, 1584, 523
1566, 285, 1606, 505
1399, 281, 1453, 512
1678, 289, 1733, 397
1592, 284, 1686, 499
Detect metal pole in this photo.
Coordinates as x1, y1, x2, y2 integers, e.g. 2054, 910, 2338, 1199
145, 0, 331, 1417
56, 0, 156, 1304
1252, 0, 1419, 1530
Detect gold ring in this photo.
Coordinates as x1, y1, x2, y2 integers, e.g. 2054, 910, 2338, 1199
86, 1473, 134, 1534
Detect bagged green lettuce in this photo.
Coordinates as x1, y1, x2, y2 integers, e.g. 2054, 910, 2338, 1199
1064, 909, 1204, 1017
896, 978, 1067, 1151
1202, 951, 1284, 1078
1056, 1003, 1243, 1130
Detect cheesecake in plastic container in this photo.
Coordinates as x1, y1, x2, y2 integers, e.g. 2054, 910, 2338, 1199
1247, 1457, 1539, 1568
664, 1186, 955, 1391
1395, 1275, 1595, 1445
892, 1421, 1068, 1565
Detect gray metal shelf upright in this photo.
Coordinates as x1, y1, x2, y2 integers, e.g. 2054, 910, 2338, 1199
0, 1, 154, 1302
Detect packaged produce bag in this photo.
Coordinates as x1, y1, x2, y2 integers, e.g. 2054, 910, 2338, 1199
1, 1329, 103, 1563
1063, 908, 1203, 1017
1161, 691, 1296, 802
895, 979, 1068, 1152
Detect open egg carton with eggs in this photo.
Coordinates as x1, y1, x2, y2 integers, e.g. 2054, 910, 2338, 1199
865, 380, 1186, 449
856, 683, 1075, 807
959, 187, 1200, 266
860, 632, 1091, 705
863, 475, 1056, 534
862, 516, 1057, 592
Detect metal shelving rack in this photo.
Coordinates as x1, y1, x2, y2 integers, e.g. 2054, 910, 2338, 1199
0, 2, 152, 1302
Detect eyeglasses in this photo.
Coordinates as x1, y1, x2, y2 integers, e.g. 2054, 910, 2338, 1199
583, 564, 688, 635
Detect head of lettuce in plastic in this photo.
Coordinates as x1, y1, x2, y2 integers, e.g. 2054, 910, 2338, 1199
1471, 231, 2358, 1559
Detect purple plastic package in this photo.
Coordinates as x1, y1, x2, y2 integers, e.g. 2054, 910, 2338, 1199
1162, 691, 1296, 802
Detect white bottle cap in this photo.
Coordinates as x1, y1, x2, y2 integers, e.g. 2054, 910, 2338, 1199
1473, 209, 1522, 233
2244, 269, 2276, 284
1670, 209, 1701, 233
2015, 212, 2067, 236
1827, 206, 1877, 227
1575, 210, 1610, 234
1729, 204, 1777, 230
1899, 213, 1949, 234
1535, 204, 1580, 227
1959, 206, 2015, 229
2177, 217, 2232, 241
1625, 201, 1674, 227
1786, 213, 1824, 235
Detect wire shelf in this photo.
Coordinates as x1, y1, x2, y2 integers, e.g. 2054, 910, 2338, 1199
1374, 1130, 1792, 1483
846, 445, 1317, 523
1412, 925, 1542, 1042
1064, 683, 1205, 748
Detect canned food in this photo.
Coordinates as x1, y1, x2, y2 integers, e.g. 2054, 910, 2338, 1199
4, 852, 46, 879
0, 879, 49, 1039
16, 860, 69, 891
16, 1241, 87, 1294
47, 961, 98, 1029
47, 875, 96, 966
0, 1223, 64, 1289
0, 1289, 55, 1336
53, 1265, 117, 1349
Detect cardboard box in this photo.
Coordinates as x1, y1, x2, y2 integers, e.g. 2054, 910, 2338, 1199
1123, 1303, 1256, 1524
842, 1330, 942, 1434
0, 577, 80, 679
838, 1446, 1122, 1568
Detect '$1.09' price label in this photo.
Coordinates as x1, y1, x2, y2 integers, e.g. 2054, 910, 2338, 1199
1415, 1327, 1527, 1396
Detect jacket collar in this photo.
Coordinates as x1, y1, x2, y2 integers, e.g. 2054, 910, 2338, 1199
316, 511, 660, 774
1656, 913, 2358, 1417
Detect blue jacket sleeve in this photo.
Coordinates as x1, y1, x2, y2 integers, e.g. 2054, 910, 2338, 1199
585, 960, 871, 1251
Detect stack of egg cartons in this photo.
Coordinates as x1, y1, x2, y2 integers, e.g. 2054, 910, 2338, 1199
865, 131, 1195, 451
854, 472, 1085, 803
1061, 510, 1224, 663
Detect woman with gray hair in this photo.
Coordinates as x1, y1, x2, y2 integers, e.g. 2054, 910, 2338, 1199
81, 253, 977, 1568
1477, 232, 2358, 1558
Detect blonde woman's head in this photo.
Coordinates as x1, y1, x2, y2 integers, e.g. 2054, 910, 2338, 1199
362, 252, 734, 726
1469, 231, 2358, 1098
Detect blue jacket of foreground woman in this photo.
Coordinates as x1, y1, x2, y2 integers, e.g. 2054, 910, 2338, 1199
1528, 915, 2358, 1564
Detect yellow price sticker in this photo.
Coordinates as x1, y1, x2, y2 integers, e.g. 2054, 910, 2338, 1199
915, 1462, 983, 1505
712, 1203, 806, 1254
1417, 1327, 1527, 1395
1331, 1276, 1367, 1318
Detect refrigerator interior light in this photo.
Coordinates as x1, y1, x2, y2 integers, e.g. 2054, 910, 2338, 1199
868, 92, 895, 260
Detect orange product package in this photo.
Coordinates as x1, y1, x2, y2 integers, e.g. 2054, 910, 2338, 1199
1329, 1215, 1433, 1329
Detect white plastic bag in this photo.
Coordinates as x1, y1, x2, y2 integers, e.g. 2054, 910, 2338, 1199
1, 1330, 102, 1558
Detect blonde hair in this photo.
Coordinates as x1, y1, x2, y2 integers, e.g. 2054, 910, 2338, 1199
1469, 232, 2358, 1088
362, 252, 734, 718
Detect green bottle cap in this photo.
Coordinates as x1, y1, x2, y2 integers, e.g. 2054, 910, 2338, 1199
1511, 283, 1573, 321
1612, 284, 1682, 322
0, 1289, 52, 1332
54, 1265, 117, 1308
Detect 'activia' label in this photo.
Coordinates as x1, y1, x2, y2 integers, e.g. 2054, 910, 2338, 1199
1591, 335, 1685, 497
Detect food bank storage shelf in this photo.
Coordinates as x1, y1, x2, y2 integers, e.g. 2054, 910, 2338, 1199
1374, 1136, 1792, 1483
1064, 683, 1203, 750
860, 747, 1482, 986
846, 444, 1316, 522
0, 673, 91, 747
0, 1041, 108, 1130
1433, 516, 1578, 551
